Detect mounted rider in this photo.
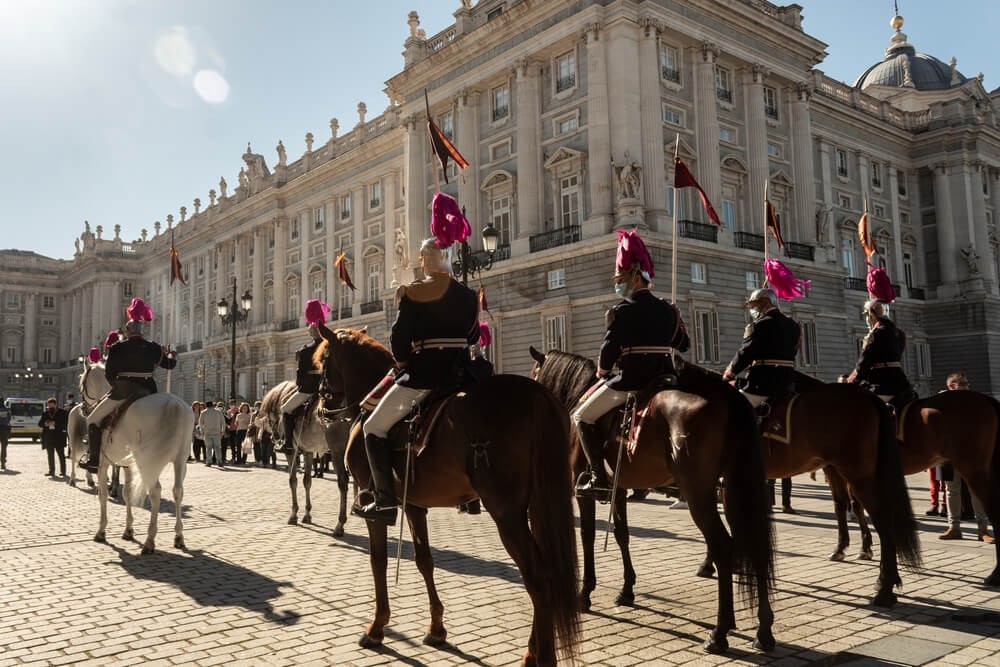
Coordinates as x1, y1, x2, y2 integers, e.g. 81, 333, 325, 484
80, 298, 178, 472
722, 288, 801, 411
278, 300, 329, 454
847, 299, 914, 408
102, 329, 123, 358
352, 237, 480, 526
573, 229, 690, 503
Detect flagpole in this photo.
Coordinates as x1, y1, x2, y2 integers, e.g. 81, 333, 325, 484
763, 180, 769, 271
424, 89, 442, 195
166, 230, 174, 393
670, 135, 680, 306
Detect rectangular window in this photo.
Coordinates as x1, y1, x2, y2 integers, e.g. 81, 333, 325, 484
842, 237, 857, 277
693, 309, 720, 364
547, 268, 566, 290
763, 86, 779, 120
897, 169, 907, 197
767, 142, 781, 157
366, 260, 381, 304
690, 262, 707, 284
123, 281, 133, 298
439, 111, 454, 139
838, 193, 852, 209
903, 252, 914, 288
873, 204, 886, 218
313, 206, 325, 231
492, 84, 510, 122
900, 211, 910, 227
559, 175, 580, 228
555, 52, 576, 92
659, 44, 680, 83
714, 66, 732, 103
799, 321, 818, 367
836, 149, 849, 178
984, 171, 990, 196
5, 346, 15, 362
662, 107, 683, 126
544, 315, 566, 352
311, 273, 324, 299
487, 6, 502, 21
287, 283, 300, 320
264, 286, 274, 322
339, 282, 353, 316
555, 114, 578, 135
268, 228, 275, 249
42, 295, 55, 309
366, 221, 383, 239
916, 342, 932, 378
745, 271, 760, 291
290, 217, 300, 241
491, 194, 512, 247
340, 195, 351, 220
369, 182, 382, 209
6, 293, 20, 308
42, 347, 53, 364
871, 162, 883, 189
490, 140, 511, 161
719, 126, 736, 143
721, 200, 736, 231
40, 318, 55, 327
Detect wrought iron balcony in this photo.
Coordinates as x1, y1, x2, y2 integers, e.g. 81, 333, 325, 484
279, 319, 298, 331
908, 286, 926, 300
891, 284, 902, 299
844, 277, 867, 292
734, 232, 764, 251
661, 66, 680, 83
174, 343, 188, 353
678, 220, 718, 243
555, 74, 576, 92
529, 225, 580, 253
716, 87, 732, 103
339, 307, 353, 320
785, 242, 815, 261
360, 301, 381, 315
190, 341, 203, 351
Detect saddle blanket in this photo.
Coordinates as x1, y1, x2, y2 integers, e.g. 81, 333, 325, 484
761, 395, 799, 444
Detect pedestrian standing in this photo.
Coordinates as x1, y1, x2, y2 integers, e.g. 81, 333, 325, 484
38, 397, 69, 477
199, 401, 227, 467
233, 402, 252, 465
191, 401, 205, 462
0, 396, 11, 471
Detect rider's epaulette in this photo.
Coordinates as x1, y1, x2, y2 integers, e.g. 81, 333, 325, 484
605, 307, 616, 329
743, 322, 755, 339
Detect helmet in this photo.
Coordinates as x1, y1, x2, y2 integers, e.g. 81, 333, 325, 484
124, 320, 145, 336
308, 324, 323, 341
863, 299, 889, 320
614, 229, 654, 283
745, 288, 778, 311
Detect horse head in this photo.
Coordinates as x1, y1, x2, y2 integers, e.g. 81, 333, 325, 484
79, 360, 110, 408
316, 324, 395, 416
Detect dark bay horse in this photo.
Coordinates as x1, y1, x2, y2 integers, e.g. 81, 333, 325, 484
826, 390, 1000, 585
530, 347, 776, 654
316, 326, 580, 666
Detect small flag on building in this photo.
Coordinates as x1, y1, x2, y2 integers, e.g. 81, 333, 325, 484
169, 232, 186, 285
425, 89, 469, 184
673, 157, 721, 227
334, 251, 356, 291
765, 198, 787, 252
857, 211, 878, 259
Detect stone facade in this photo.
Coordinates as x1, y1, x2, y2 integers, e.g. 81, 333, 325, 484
3, 0, 1000, 402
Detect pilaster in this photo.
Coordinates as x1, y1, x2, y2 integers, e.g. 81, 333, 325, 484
694, 42, 722, 215
744, 63, 769, 236
584, 23, 613, 234
638, 18, 667, 231
791, 82, 817, 243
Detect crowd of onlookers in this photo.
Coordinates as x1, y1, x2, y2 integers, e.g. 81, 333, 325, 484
190, 399, 278, 469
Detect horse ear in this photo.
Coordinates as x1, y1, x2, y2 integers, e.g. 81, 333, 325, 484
529, 346, 545, 365
359, 325, 369, 334
316, 323, 334, 341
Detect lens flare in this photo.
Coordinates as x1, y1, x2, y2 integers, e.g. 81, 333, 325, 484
193, 69, 230, 104
153, 27, 196, 77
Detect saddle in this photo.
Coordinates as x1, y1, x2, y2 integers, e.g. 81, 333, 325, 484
591, 373, 679, 461
100, 389, 153, 432
387, 389, 459, 458
758, 394, 798, 444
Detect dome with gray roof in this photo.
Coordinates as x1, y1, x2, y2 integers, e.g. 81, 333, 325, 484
854, 14, 967, 91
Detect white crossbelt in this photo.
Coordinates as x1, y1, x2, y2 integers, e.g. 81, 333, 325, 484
118, 372, 153, 378
750, 359, 795, 368
620, 346, 675, 356
411, 338, 469, 352
872, 362, 902, 369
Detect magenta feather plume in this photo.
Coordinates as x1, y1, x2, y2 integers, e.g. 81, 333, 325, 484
430, 193, 471, 249
866, 264, 896, 304
764, 259, 811, 300
88, 347, 102, 363
126, 297, 153, 322
304, 299, 332, 326
104, 330, 122, 349
615, 229, 655, 278
478, 321, 493, 348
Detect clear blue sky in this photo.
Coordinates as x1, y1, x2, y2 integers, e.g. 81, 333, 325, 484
2, 1, 995, 260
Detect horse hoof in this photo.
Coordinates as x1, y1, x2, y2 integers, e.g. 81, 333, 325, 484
871, 590, 897, 608
69, 480, 77, 487
174, 536, 186, 550
302, 516, 312, 525
332, 525, 345, 538
288, 516, 298, 525
93, 533, 106, 543
358, 632, 383, 649
753, 632, 776, 652
577, 596, 592, 613
423, 631, 448, 647
87, 480, 96, 488
703, 637, 729, 654
122, 530, 134, 542
521, 653, 538, 667
828, 551, 846, 562
141, 544, 155, 555
859, 550, 874, 561
696, 563, 716, 578
614, 591, 635, 606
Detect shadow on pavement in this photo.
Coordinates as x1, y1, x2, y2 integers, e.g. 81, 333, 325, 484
111, 544, 300, 625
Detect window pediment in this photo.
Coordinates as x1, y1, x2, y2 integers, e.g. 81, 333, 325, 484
543, 147, 586, 171
481, 169, 515, 192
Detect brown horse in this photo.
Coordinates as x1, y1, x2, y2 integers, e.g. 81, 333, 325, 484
825, 390, 1000, 585
530, 347, 776, 654
316, 326, 580, 666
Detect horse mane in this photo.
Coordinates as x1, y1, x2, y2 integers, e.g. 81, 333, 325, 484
535, 350, 596, 410
313, 327, 394, 370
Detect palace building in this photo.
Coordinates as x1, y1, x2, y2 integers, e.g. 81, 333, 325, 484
2, 0, 999, 402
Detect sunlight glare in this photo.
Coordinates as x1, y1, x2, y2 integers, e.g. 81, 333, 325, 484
154, 26, 196, 77
193, 69, 230, 104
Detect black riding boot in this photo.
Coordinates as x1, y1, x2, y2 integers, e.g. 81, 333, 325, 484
279, 415, 296, 454
352, 434, 398, 525
80, 425, 102, 473
575, 422, 611, 502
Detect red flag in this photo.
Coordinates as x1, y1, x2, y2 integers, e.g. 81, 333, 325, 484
478, 285, 493, 321
765, 198, 786, 251
858, 212, 877, 258
169, 232, 186, 285
334, 252, 356, 291
428, 118, 469, 184
673, 158, 721, 227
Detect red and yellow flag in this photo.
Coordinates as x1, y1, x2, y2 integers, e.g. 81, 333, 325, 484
765, 198, 786, 251
334, 252, 356, 291
169, 231, 186, 285
858, 211, 877, 258
674, 157, 722, 227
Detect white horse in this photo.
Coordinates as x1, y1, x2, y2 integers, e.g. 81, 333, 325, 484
67, 405, 122, 497
259, 380, 352, 535
79, 360, 194, 554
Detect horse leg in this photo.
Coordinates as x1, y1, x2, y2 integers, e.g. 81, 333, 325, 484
121, 466, 135, 543
404, 506, 447, 646
851, 480, 899, 608
611, 490, 637, 606
962, 474, 1000, 585
697, 547, 716, 578
493, 513, 554, 667
110, 465, 121, 500
173, 459, 186, 550
853, 493, 874, 560
287, 452, 299, 525
302, 452, 313, 524
333, 455, 348, 538
358, 518, 391, 648
825, 467, 851, 562
141, 478, 161, 555
95, 462, 109, 543
687, 492, 736, 654
576, 496, 597, 612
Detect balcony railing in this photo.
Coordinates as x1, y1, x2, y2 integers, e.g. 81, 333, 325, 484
279, 319, 298, 331
555, 74, 576, 92
844, 277, 867, 292
734, 232, 764, 251
174, 343, 188, 353
492, 105, 509, 122
891, 284, 902, 299
190, 340, 203, 351
360, 301, 381, 315
785, 242, 815, 261
678, 220, 719, 243
716, 87, 732, 103
764, 105, 779, 120
529, 225, 580, 253
908, 286, 926, 300
661, 66, 680, 83
340, 307, 353, 320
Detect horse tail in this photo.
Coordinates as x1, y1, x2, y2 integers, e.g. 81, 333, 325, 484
527, 389, 581, 659
127, 395, 191, 507
988, 396, 1000, 486
871, 395, 922, 570
723, 391, 775, 609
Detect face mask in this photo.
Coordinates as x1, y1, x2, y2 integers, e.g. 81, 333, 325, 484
614, 284, 628, 298
749, 308, 760, 319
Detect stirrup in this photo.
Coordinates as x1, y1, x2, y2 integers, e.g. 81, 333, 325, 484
351, 497, 398, 525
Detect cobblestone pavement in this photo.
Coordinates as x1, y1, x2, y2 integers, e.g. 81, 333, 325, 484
2, 437, 999, 666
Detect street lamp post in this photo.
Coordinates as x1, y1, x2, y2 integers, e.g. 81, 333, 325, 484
217, 277, 252, 404
452, 207, 501, 287
13, 366, 44, 398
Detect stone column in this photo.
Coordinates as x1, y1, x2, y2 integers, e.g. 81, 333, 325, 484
404, 116, 427, 280
299, 213, 309, 313
694, 42, 722, 217
23, 293, 37, 365
969, 163, 995, 287
932, 164, 959, 290
584, 23, 613, 232
606, 20, 644, 214
215, 244, 227, 333
81, 286, 93, 357
888, 164, 906, 291
515, 58, 542, 246
744, 63, 768, 237
383, 173, 397, 293
353, 188, 365, 315
252, 229, 264, 325
456, 90, 481, 243
791, 82, 817, 243
638, 19, 666, 231
71, 289, 82, 357
272, 217, 287, 321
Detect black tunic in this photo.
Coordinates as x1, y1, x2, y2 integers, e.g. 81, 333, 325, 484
105, 336, 177, 399
295, 341, 323, 393
855, 318, 910, 396
726, 308, 800, 397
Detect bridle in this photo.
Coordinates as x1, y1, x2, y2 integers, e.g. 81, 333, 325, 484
79, 364, 105, 410
317, 341, 350, 425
